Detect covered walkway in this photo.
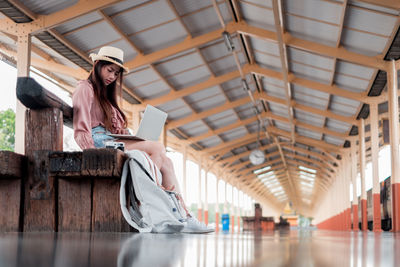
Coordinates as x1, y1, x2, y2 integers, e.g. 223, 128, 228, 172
0, 0, 400, 266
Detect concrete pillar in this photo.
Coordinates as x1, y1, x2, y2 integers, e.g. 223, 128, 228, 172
334, 165, 340, 230
342, 161, 348, 231
231, 185, 235, 233
347, 154, 352, 231
351, 140, 359, 230
359, 118, 368, 231
238, 191, 242, 232
342, 158, 346, 230
204, 170, 209, 225
182, 147, 187, 201
370, 102, 382, 232
388, 60, 400, 232
343, 156, 348, 230
215, 178, 219, 232
224, 182, 228, 214
15, 34, 31, 154
197, 158, 203, 222
338, 169, 342, 230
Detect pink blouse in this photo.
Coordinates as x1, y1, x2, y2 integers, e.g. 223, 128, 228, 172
72, 80, 126, 150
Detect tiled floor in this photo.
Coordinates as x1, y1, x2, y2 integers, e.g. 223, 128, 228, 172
0, 229, 399, 266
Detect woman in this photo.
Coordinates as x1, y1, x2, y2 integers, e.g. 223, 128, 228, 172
73, 46, 213, 233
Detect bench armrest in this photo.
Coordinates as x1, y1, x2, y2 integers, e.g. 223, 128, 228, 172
16, 77, 73, 127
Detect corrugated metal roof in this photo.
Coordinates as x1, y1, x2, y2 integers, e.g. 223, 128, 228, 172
295, 110, 325, 127
181, 2, 232, 36
22, 0, 77, 15
55, 12, 102, 34
240, 1, 275, 30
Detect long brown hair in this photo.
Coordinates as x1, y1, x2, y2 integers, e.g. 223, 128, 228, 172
88, 60, 127, 130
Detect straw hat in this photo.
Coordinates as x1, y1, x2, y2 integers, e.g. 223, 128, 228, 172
89, 46, 129, 72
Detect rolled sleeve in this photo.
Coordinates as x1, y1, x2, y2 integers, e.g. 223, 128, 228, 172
73, 81, 95, 150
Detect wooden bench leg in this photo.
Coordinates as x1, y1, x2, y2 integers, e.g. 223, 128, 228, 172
58, 179, 91, 231
0, 151, 26, 232
0, 179, 22, 232
23, 108, 63, 231
92, 179, 131, 232
23, 151, 56, 231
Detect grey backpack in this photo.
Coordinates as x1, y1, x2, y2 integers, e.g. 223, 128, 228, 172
119, 150, 187, 233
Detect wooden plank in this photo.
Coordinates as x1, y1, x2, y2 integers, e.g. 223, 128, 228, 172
49, 151, 82, 177
49, 149, 127, 178
49, 149, 129, 231
58, 179, 91, 232
23, 150, 57, 231
0, 179, 21, 232
92, 179, 131, 232
24, 108, 63, 155
17, 77, 73, 127
81, 149, 127, 177
0, 151, 26, 178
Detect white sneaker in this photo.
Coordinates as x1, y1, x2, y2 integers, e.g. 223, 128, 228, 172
181, 216, 215, 234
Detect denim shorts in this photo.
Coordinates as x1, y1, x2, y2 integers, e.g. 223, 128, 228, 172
92, 126, 116, 148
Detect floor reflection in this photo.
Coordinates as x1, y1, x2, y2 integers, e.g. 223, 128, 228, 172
0, 230, 398, 266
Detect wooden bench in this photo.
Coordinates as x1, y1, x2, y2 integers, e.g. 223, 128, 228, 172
0, 77, 132, 232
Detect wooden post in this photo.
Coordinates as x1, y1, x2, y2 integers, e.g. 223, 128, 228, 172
58, 179, 91, 231
370, 102, 382, 232
15, 34, 31, 154
388, 60, 400, 232
23, 108, 63, 231
51, 151, 91, 231
81, 149, 130, 232
50, 149, 130, 232
0, 151, 26, 232
359, 118, 367, 231
351, 140, 359, 231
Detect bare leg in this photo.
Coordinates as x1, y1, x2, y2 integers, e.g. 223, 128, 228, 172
121, 140, 182, 194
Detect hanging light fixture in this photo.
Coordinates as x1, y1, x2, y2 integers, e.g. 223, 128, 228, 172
242, 79, 250, 91
222, 31, 235, 52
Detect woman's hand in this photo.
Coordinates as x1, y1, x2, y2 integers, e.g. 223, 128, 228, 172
115, 128, 129, 134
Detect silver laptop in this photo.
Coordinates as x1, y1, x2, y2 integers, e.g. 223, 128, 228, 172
110, 105, 168, 141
